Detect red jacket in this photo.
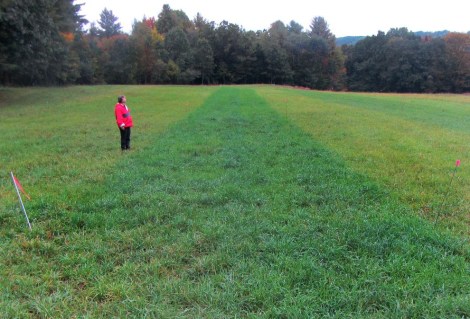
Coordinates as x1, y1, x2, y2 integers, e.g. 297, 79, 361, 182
115, 103, 133, 128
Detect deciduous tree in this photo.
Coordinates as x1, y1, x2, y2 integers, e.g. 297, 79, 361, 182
131, 18, 164, 84
444, 33, 470, 92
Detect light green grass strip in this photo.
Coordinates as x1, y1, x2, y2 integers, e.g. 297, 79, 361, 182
259, 86, 470, 234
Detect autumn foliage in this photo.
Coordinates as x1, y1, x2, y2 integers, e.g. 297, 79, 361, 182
0, 2, 468, 92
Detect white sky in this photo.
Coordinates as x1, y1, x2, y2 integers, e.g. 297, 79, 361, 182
80, 0, 469, 37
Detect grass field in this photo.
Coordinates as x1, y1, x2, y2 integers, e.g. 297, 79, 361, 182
0, 85, 469, 318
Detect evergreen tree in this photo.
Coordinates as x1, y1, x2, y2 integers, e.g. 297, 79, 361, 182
310, 16, 335, 48
193, 38, 214, 84
156, 4, 191, 35
0, 0, 86, 85
262, 22, 292, 84
97, 8, 122, 38
308, 16, 343, 89
156, 4, 176, 35
213, 21, 245, 83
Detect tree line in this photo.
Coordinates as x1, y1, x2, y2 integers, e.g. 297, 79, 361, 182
1, 1, 469, 92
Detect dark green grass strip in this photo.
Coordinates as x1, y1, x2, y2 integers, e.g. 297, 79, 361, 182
2, 87, 468, 318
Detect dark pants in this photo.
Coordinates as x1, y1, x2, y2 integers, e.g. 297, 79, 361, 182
119, 127, 131, 150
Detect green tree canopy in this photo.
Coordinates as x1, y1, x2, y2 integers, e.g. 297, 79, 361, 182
1, 3, 468, 92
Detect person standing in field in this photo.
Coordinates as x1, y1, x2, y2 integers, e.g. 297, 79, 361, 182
115, 95, 134, 151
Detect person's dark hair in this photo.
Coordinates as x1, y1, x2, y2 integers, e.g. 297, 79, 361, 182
118, 95, 125, 103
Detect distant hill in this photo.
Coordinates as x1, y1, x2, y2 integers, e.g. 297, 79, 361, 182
414, 30, 451, 38
336, 36, 366, 46
336, 30, 469, 46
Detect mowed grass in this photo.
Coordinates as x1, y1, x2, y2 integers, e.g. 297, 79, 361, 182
259, 87, 470, 234
0, 86, 469, 318
0, 85, 216, 211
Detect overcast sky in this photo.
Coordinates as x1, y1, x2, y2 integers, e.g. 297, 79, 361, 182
79, 0, 469, 37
